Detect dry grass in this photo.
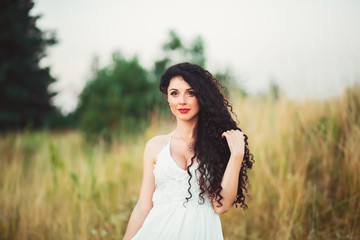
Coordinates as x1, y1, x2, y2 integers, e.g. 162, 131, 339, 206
1, 84, 359, 240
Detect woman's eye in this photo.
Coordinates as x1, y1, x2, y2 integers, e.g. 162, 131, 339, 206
188, 91, 196, 96
170, 92, 178, 96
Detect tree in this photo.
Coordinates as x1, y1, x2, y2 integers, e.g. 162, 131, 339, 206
0, 0, 57, 131
75, 52, 157, 142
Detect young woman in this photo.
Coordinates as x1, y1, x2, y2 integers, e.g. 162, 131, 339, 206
123, 62, 254, 240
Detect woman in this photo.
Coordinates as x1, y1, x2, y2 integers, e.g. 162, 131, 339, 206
123, 62, 254, 240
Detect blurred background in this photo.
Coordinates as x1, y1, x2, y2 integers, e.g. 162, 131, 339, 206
1, 0, 360, 239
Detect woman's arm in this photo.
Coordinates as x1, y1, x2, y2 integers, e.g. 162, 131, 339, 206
123, 136, 161, 240
212, 130, 245, 214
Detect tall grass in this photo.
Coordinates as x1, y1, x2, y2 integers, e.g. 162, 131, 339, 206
1, 84, 359, 240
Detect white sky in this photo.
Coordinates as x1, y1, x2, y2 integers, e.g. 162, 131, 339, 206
32, 0, 360, 114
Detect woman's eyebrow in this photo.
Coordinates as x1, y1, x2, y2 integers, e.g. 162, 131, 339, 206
168, 87, 194, 91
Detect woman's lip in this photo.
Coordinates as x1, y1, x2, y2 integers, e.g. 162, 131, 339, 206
178, 108, 190, 113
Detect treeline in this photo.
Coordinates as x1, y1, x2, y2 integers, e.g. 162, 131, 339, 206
0, 0, 245, 142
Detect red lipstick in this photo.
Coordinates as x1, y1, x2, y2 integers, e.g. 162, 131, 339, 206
178, 108, 190, 114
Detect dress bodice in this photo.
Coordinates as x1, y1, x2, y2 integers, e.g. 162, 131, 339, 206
152, 133, 212, 207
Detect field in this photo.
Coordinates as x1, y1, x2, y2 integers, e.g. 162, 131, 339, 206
1, 85, 360, 240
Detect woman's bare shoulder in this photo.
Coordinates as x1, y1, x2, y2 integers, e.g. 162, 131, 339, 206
146, 135, 166, 146
144, 134, 170, 160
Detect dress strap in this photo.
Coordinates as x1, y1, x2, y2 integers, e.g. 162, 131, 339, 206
161, 135, 166, 148
168, 131, 173, 145
162, 131, 174, 148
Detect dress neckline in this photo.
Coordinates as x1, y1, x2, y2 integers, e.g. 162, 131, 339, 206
168, 131, 199, 172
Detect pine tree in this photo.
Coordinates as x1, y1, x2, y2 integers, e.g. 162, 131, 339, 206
0, 0, 57, 131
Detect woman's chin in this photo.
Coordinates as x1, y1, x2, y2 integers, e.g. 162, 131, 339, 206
175, 114, 199, 122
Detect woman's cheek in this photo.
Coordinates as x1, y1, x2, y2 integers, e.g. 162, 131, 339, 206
168, 100, 177, 115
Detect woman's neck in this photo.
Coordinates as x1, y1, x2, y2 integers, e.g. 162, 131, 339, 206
174, 118, 198, 140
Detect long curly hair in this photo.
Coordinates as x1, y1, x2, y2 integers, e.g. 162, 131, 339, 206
160, 62, 255, 210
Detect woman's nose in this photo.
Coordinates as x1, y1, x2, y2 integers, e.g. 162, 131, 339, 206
179, 94, 186, 104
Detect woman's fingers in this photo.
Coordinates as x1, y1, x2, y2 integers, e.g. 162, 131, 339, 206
221, 129, 245, 157
221, 129, 242, 139
221, 131, 229, 138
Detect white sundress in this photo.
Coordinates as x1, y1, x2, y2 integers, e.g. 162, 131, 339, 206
131, 132, 224, 240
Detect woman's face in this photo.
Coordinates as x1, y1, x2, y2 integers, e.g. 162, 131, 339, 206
167, 76, 200, 122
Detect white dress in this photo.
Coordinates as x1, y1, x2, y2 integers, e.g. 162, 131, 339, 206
132, 132, 224, 240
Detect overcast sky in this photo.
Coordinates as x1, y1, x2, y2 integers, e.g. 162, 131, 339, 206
32, 0, 360, 114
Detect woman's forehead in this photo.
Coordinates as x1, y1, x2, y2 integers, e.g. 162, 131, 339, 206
168, 76, 192, 90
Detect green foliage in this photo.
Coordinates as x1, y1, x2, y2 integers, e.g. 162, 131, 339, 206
189, 36, 206, 67
0, 0, 58, 131
76, 52, 157, 142
42, 108, 77, 129
155, 30, 206, 73
162, 30, 183, 51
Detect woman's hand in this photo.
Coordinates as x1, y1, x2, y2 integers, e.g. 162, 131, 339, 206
221, 129, 245, 159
